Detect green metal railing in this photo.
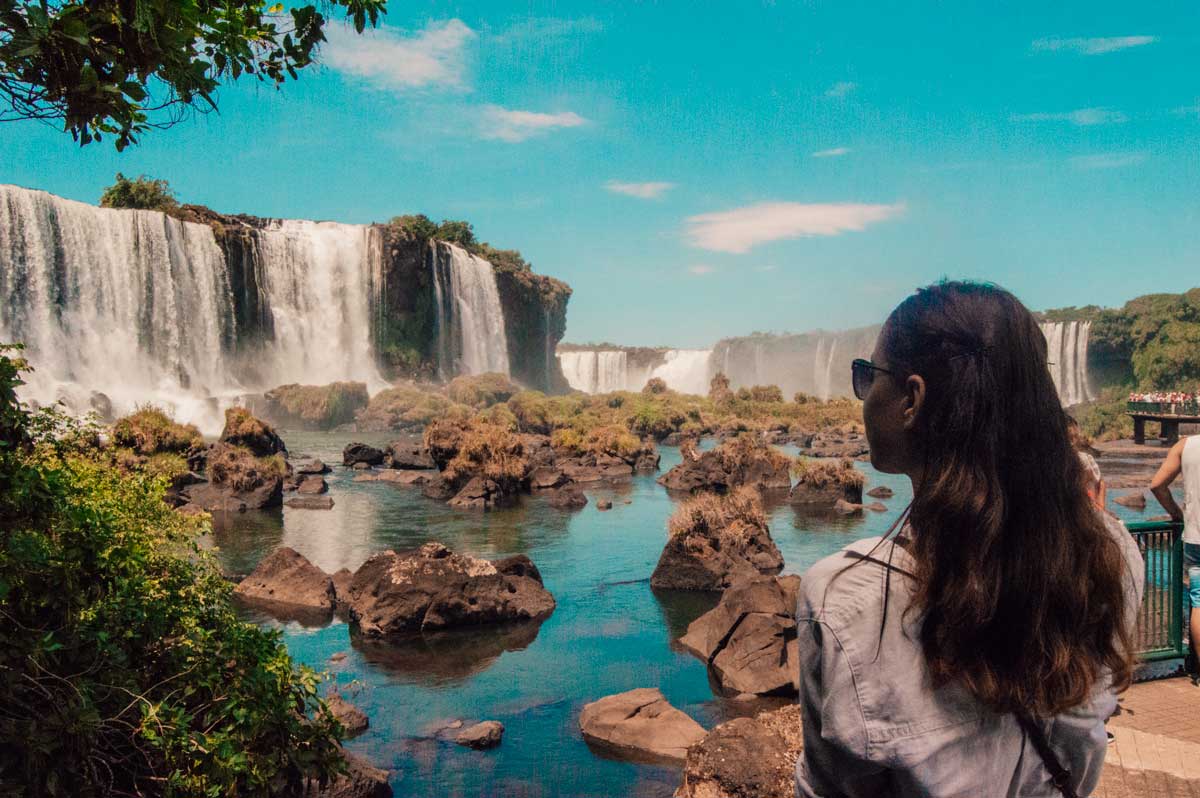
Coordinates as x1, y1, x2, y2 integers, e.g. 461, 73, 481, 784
1127, 400, 1200, 416
1126, 520, 1188, 662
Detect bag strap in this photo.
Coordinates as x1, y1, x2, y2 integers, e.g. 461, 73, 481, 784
1015, 714, 1079, 798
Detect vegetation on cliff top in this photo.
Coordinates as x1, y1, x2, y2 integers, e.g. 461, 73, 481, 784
389, 215, 532, 273
0, 347, 344, 795
99, 173, 179, 211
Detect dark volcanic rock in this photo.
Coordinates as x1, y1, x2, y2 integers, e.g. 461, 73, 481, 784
676, 704, 803, 798
182, 478, 282, 512
455, 720, 504, 749
789, 459, 864, 510
447, 476, 513, 510
234, 547, 335, 618
286, 495, 335, 510
545, 487, 587, 509
596, 499, 613, 511
421, 475, 457, 501
578, 688, 706, 764
385, 439, 436, 470
220, 407, 288, 457
678, 576, 801, 696
344, 543, 555, 638
529, 466, 569, 490
343, 442, 386, 467
806, 428, 870, 459
559, 454, 634, 483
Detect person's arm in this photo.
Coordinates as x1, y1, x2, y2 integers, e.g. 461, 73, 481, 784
1149, 438, 1186, 521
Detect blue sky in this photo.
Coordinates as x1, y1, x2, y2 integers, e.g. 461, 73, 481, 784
3, 1, 1198, 347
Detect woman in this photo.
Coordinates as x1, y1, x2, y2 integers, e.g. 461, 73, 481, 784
795, 282, 1143, 798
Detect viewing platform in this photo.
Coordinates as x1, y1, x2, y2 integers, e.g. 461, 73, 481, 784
1127, 401, 1200, 445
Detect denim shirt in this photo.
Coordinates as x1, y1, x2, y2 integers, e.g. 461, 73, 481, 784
795, 514, 1144, 798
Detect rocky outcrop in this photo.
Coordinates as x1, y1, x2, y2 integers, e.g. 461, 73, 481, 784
651, 488, 784, 591
493, 266, 572, 392
804, 427, 869, 459
233, 547, 336, 619
326, 694, 369, 738
254, 382, 369, 430
220, 406, 287, 457
1114, 491, 1146, 509
658, 435, 791, 495
182, 441, 285, 511
455, 720, 505, 749
674, 704, 803, 798
865, 485, 893, 499
302, 748, 392, 798
344, 442, 386, 467
447, 476, 513, 510
678, 576, 800, 696
344, 543, 555, 638
789, 458, 864, 509
545, 487, 588, 509
385, 438, 436, 470
578, 688, 706, 764
297, 475, 329, 494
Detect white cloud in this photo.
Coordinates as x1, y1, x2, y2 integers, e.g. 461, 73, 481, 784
811, 147, 851, 158
826, 81, 857, 98
604, 180, 675, 199
1012, 108, 1127, 126
1032, 36, 1156, 55
684, 202, 905, 254
688, 264, 716, 276
479, 106, 588, 142
323, 19, 475, 90
1069, 152, 1147, 170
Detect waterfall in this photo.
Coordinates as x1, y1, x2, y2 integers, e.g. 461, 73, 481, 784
431, 243, 510, 378
1041, 321, 1092, 406
0, 183, 386, 433
812, 338, 838, 400
557, 350, 628, 393
648, 350, 712, 395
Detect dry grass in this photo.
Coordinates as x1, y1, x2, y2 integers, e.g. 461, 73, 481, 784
791, 457, 865, 489
111, 405, 202, 455
714, 434, 793, 474
220, 406, 284, 455
425, 418, 529, 489
357, 386, 471, 430
263, 382, 368, 428
207, 443, 286, 491
446, 373, 519, 409
668, 486, 767, 547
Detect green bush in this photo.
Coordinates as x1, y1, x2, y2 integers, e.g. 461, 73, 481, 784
1071, 388, 1135, 442
112, 405, 202, 455
388, 213, 439, 239
99, 172, 178, 211
0, 349, 344, 796
435, 220, 476, 248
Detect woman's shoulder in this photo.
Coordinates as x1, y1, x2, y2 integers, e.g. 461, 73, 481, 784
798, 536, 917, 626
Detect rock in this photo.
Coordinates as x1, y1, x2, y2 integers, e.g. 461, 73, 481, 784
833, 499, 864, 515
344, 543, 556, 638
327, 694, 369, 737
545, 487, 588, 509
375, 469, 432, 486
529, 466, 569, 490
89, 391, 114, 421
865, 501, 887, 512
658, 436, 791, 495
332, 568, 354, 605
806, 428, 870, 459
233, 547, 335, 617
635, 445, 661, 473
678, 576, 801, 696
183, 478, 282, 512
651, 488, 784, 591
597, 499, 613, 511
1114, 492, 1146, 509
286, 496, 335, 510
455, 720, 504, 749
329, 651, 348, 663
303, 749, 392, 798
448, 476, 512, 510
296, 458, 331, 475
385, 439, 436, 470
344, 442, 386, 467
352, 461, 372, 471
789, 459, 864, 509
297, 475, 329, 495
559, 454, 635, 483
578, 688, 706, 764
675, 704, 803, 798
865, 485, 893, 499
220, 407, 288, 457
421, 475, 457, 501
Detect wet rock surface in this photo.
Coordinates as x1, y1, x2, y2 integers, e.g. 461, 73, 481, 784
455, 720, 505, 749
286, 495, 335, 510
327, 694, 369, 737
233, 546, 336, 618
578, 687, 706, 764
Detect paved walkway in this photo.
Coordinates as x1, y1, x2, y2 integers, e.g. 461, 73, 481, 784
1096, 677, 1200, 797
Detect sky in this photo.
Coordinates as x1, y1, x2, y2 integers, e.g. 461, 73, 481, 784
2, 1, 1198, 348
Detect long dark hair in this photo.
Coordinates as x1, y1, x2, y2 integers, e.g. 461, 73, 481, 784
882, 281, 1134, 717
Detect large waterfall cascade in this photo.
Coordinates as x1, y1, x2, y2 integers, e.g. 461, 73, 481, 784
1040, 320, 1093, 407
647, 350, 713, 396
557, 350, 629, 394
556, 348, 713, 395
0, 183, 514, 433
432, 243, 510, 378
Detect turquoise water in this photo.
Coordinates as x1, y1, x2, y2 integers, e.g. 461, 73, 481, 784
209, 434, 910, 797
208, 435, 1164, 797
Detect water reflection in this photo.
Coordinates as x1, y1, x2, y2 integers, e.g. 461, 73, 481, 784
352, 620, 548, 687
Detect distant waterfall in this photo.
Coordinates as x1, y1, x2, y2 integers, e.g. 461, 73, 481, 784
0, 183, 386, 433
648, 350, 712, 395
812, 338, 838, 400
431, 243, 510, 378
1041, 321, 1092, 406
710, 326, 878, 399
557, 350, 628, 393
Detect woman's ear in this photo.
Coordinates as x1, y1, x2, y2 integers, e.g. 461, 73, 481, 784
903, 374, 926, 431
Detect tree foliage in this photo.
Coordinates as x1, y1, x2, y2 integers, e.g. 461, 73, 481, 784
0, 346, 345, 796
98, 172, 178, 210
0, 0, 386, 149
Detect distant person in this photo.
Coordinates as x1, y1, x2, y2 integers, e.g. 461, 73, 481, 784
1149, 435, 1200, 677
1068, 419, 1107, 511
796, 281, 1143, 798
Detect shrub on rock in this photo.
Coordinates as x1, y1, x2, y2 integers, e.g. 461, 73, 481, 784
184, 442, 286, 511
220, 406, 287, 456
446, 372, 519, 409
112, 405, 202, 455
425, 418, 529, 495
355, 386, 470, 431
658, 434, 792, 494
261, 382, 369, 430
789, 458, 864, 507
651, 487, 784, 591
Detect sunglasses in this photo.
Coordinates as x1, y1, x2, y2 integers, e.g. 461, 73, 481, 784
851, 358, 894, 400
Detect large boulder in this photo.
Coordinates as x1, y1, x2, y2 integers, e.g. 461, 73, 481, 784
578, 688, 706, 763
326, 694, 369, 738
545, 487, 588, 510
344, 543, 555, 638
651, 488, 784, 591
182, 441, 284, 511
447, 476, 513, 510
658, 435, 791, 495
674, 704, 803, 798
297, 475, 329, 495
233, 547, 336, 618
455, 720, 504, 749
385, 438, 436, 470
789, 459, 864, 508
1114, 491, 1146, 509
343, 442, 386, 467
220, 406, 287, 457
678, 576, 801, 696
303, 749, 392, 798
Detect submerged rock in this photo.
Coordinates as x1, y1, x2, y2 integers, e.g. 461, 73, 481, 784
326, 694, 369, 738
675, 704, 803, 798
286, 495, 335, 510
344, 442, 386, 467
865, 485, 893, 499
297, 475, 329, 494
376, 469, 433, 486
303, 749, 392, 798
678, 576, 801, 697
233, 547, 335, 619
651, 487, 784, 592
455, 720, 505, 749
578, 687, 706, 764
545, 487, 588, 510
344, 543, 555, 638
